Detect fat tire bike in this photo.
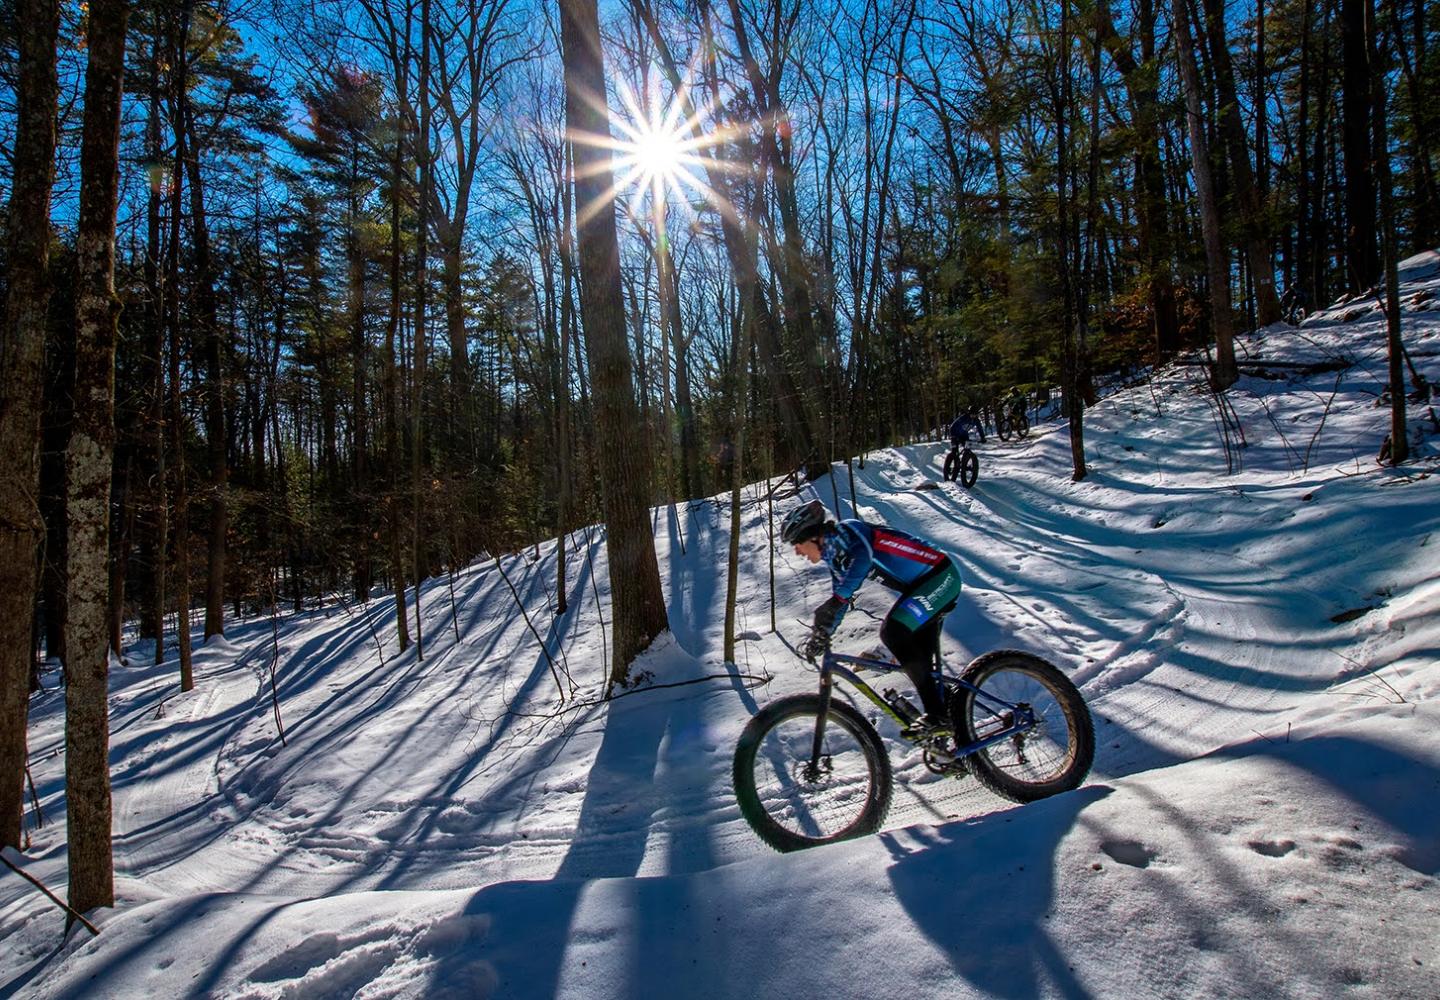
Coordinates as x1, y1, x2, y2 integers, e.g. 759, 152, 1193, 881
995, 401, 1030, 441
733, 642, 1094, 852
942, 442, 980, 487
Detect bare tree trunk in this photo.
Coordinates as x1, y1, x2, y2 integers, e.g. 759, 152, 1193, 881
174, 1, 227, 641
144, 41, 167, 666
349, 178, 372, 604
1371, 0, 1407, 464
1173, 0, 1238, 389
1341, 0, 1379, 293
555, 155, 576, 616
167, 45, 194, 693
1055, 0, 1087, 481
1200, 0, 1281, 325
723, 310, 755, 664
412, 0, 433, 661
560, 0, 669, 686
387, 36, 411, 653
0, 0, 60, 851
66, 0, 130, 918
1093, 1, 1182, 358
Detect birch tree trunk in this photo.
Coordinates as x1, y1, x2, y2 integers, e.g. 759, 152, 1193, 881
0, 0, 61, 851
66, 0, 130, 917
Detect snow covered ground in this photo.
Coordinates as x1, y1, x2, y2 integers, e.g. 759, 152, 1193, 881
3, 252, 1440, 999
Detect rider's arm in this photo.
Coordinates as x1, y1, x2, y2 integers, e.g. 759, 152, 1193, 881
829, 522, 873, 602
810, 522, 874, 636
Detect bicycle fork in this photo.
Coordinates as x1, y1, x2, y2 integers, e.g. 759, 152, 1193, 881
807, 671, 836, 779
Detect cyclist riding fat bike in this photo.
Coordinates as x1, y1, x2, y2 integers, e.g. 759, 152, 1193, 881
949, 408, 986, 448
781, 499, 962, 732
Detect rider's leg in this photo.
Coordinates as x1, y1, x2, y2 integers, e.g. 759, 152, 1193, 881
879, 562, 963, 720
881, 617, 947, 718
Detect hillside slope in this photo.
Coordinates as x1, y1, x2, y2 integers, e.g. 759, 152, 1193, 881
3, 252, 1438, 999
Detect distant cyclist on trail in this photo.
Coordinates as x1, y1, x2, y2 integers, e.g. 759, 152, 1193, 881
781, 499, 962, 733
949, 408, 986, 448
1002, 386, 1025, 417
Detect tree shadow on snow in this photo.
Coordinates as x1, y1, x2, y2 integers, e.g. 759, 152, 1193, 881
881, 785, 1113, 999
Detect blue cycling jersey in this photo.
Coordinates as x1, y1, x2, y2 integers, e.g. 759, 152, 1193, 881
820, 519, 956, 604
949, 414, 984, 445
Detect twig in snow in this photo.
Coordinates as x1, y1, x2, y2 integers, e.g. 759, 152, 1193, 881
494, 555, 572, 702
25, 765, 44, 831
446, 555, 462, 646
335, 591, 387, 669
583, 524, 609, 692
1302, 371, 1347, 473
0, 852, 100, 937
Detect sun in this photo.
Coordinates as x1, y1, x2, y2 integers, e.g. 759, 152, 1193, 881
611, 85, 709, 204
563, 67, 750, 229
626, 124, 686, 191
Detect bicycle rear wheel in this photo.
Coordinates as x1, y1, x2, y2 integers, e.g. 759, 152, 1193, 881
1014, 411, 1030, 438
959, 449, 979, 487
733, 694, 893, 852
996, 414, 1012, 441
949, 651, 1093, 803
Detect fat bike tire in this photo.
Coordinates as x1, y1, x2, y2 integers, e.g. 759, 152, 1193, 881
996, 415, 1012, 442
943, 450, 959, 482
950, 650, 1093, 803
1014, 412, 1030, 438
959, 449, 979, 488
733, 694, 893, 852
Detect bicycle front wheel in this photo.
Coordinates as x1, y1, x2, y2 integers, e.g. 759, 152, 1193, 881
950, 651, 1093, 803
733, 694, 893, 852
943, 449, 959, 482
959, 449, 979, 487
1014, 411, 1030, 438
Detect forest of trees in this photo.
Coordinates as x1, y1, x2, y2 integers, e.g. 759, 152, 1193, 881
0, 0, 1435, 914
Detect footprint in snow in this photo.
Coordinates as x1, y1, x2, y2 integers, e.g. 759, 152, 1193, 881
1247, 838, 1297, 858
1100, 839, 1158, 868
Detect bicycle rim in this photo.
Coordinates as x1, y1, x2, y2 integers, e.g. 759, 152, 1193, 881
960, 450, 978, 487
735, 697, 890, 851
957, 655, 1091, 800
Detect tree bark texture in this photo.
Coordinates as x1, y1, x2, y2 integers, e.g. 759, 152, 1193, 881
66, 0, 130, 916
0, 0, 61, 851
559, 0, 669, 682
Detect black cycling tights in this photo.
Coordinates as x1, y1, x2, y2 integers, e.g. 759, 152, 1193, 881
879, 614, 947, 718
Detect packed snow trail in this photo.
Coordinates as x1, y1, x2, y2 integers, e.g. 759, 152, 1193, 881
3, 251, 1439, 998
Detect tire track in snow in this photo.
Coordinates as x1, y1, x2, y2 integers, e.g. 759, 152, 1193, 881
112, 638, 272, 893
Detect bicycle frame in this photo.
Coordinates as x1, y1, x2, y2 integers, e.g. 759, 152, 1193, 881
807, 649, 1037, 770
